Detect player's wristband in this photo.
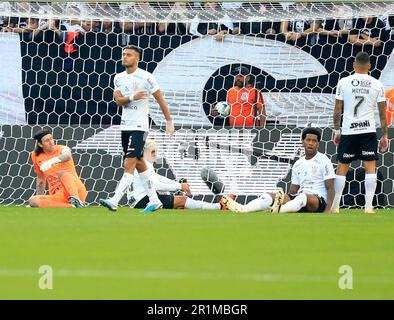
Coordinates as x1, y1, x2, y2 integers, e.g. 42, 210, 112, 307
334, 129, 341, 135
129, 94, 134, 102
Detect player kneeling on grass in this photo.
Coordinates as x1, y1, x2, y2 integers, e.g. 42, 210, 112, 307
222, 128, 336, 213
28, 129, 87, 208
127, 139, 228, 211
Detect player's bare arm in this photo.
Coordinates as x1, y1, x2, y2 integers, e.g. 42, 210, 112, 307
36, 174, 46, 195
378, 100, 389, 152
152, 89, 175, 134
324, 178, 335, 213
333, 99, 343, 146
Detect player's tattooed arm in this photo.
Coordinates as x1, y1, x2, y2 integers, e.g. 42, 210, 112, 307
378, 101, 388, 136
333, 99, 343, 130
324, 178, 335, 213
36, 175, 46, 195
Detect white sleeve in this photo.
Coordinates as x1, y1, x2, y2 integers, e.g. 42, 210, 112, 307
113, 74, 120, 91
146, 73, 160, 95
152, 173, 182, 192
377, 81, 386, 103
322, 156, 336, 181
335, 79, 344, 101
291, 164, 300, 185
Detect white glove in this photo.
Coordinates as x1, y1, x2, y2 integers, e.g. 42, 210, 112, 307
40, 157, 61, 172
166, 119, 175, 136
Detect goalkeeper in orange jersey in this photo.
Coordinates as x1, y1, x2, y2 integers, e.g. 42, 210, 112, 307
28, 129, 87, 208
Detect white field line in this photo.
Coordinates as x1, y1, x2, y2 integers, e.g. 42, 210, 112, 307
0, 268, 393, 284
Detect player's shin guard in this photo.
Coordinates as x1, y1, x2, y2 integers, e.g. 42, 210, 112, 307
365, 174, 377, 210
111, 172, 134, 205
279, 193, 307, 213
244, 193, 273, 212
332, 175, 346, 211
185, 198, 221, 210
139, 169, 160, 203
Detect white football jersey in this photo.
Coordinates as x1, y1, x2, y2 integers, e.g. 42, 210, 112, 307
335, 73, 386, 135
113, 68, 160, 131
291, 152, 336, 201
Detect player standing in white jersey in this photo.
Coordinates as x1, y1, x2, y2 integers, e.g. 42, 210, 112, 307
100, 45, 175, 212
222, 128, 336, 213
332, 52, 389, 214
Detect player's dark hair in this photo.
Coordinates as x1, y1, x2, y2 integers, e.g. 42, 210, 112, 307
355, 52, 370, 67
33, 129, 51, 156
123, 45, 141, 57
302, 127, 321, 142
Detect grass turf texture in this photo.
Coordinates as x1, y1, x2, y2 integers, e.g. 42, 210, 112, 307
0, 206, 393, 299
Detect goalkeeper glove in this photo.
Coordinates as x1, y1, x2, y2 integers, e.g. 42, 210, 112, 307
40, 157, 61, 172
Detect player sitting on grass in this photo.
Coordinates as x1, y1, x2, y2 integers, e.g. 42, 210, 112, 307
125, 139, 229, 211
221, 128, 336, 213
28, 129, 87, 208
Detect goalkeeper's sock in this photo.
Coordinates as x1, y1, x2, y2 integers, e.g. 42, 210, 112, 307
185, 198, 221, 210
332, 175, 346, 211
111, 172, 134, 205
139, 169, 160, 203
244, 193, 273, 212
37, 199, 73, 208
279, 193, 307, 213
60, 172, 79, 198
365, 173, 377, 210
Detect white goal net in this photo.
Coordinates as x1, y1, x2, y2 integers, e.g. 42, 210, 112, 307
0, 1, 393, 208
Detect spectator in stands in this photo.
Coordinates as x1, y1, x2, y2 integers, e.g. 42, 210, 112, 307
191, 2, 240, 41
240, 3, 281, 37
158, 2, 191, 35
349, 16, 388, 47
211, 66, 266, 127
380, 14, 394, 37
280, 2, 321, 46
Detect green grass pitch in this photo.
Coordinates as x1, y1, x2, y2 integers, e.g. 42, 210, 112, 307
0, 206, 393, 299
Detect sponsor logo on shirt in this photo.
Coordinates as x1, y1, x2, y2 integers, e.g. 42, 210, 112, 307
350, 120, 370, 129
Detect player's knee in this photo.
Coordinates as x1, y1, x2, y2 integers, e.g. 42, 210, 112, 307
57, 170, 69, 179
173, 196, 187, 209
124, 157, 137, 172
28, 196, 40, 207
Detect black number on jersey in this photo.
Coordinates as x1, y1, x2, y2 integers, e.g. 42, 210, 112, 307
354, 96, 365, 117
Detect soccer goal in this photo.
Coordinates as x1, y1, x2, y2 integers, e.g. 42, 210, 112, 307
0, 1, 393, 207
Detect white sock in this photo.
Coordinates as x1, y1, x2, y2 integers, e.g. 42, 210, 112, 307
280, 193, 307, 213
365, 173, 377, 210
185, 198, 221, 210
332, 175, 346, 210
138, 169, 160, 203
244, 193, 273, 212
111, 172, 134, 205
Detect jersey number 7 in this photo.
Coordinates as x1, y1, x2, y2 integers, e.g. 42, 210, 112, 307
354, 96, 365, 117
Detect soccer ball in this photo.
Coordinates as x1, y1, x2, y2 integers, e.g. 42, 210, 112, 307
214, 101, 230, 117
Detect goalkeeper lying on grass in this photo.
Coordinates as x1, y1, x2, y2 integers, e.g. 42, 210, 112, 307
222, 128, 336, 214
103, 139, 229, 211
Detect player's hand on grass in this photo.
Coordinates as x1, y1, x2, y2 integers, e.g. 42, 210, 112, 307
181, 183, 192, 197
40, 157, 61, 172
166, 119, 175, 135
379, 135, 389, 152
